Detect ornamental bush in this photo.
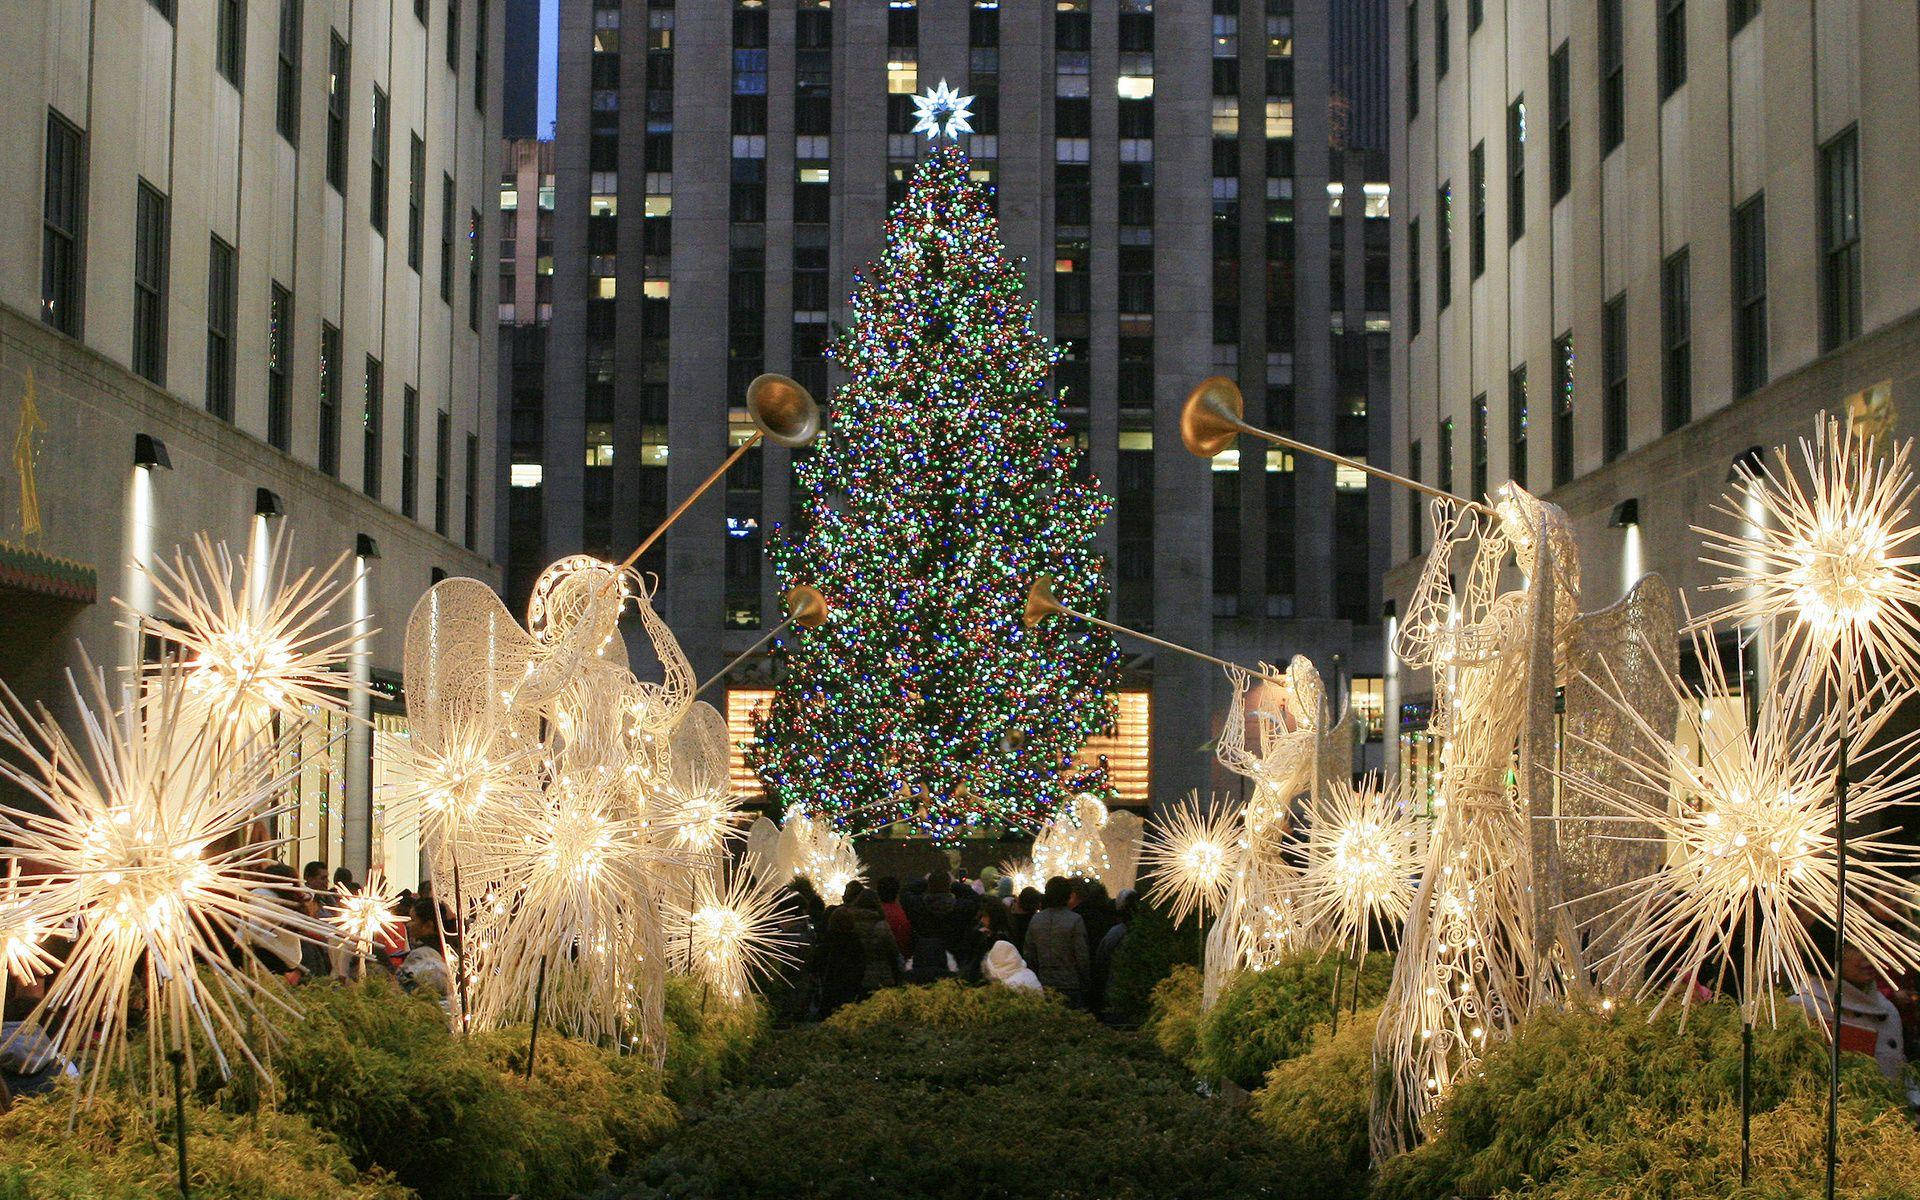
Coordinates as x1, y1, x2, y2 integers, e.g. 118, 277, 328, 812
0, 1085, 408, 1200
1249, 1005, 1380, 1200
1145, 963, 1203, 1066
619, 980, 1300, 1200
1194, 952, 1393, 1089
661, 973, 773, 1101
1102, 899, 1204, 1026
1512, 1091, 1920, 1200
1372, 998, 1899, 1200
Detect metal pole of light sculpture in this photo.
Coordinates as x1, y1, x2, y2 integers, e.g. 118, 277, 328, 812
693, 585, 831, 699
1023, 575, 1283, 684
619, 374, 820, 573
1180, 376, 1500, 519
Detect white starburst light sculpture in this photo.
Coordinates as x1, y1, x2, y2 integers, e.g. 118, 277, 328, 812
332, 869, 406, 962
997, 858, 1040, 896
1298, 774, 1424, 967
1140, 792, 1242, 928
0, 663, 331, 1095
135, 533, 364, 725
669, 866, 798, 1005
1696, 415, 1920, 690
911, 79, 975, 140
1566, 634, 1920, 1026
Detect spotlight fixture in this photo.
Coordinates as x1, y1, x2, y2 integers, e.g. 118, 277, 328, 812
255, 487, 286, 518
1382, 598, 1398, 620
355, 533, 381, 560
133, 433, 172, 470
1609, 497, 1639, 528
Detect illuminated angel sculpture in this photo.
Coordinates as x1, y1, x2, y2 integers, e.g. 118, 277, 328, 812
403, 555, 708, 1057
1030, 792, 1137, 891
1202, 658, 1348, 1005
1371, 483, 1678, 1159
768, 807, 864, 902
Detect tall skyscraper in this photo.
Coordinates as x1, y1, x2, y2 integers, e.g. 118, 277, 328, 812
508, 0, 1393, 813
1387, 0, 1920, 780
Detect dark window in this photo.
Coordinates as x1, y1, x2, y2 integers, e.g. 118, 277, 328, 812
216, 0, 245, 84
1434, 0, 1449, 78
1551, 330, 1566, 483
1661, 249, 1691, 432
268, 283, 292, 450
446, 0, 460, 72
435, 410, 451, 535
473, 0, 486, 108
1660, 0, 1686, 97
1732, 193, 1768, 395
1407, 439, 1423, 555
1469, 142, 1486, 277
205, 237, 236, 421
1819, 126, 1861, 351
439, 173, 454, 302
1470, 393, 1488, 499
1408, 216, 1421, 337
319, 321, 340, 475
1599, 0, 1623, 153
1602, 293, 1627, 460
1509, 366, 1528, 489
370, 88, 389, 234
1437, 416, 1454, 495
133, 180, 169, 385
464, 432, 478, 549
42, 110, 84, 337
401, 385, 419, 519
326, 33, 348, 190
1553, 332, 1574, 485
1406, 0, 1419, 120
276, 0, 301, 143
1436, 183, 1452, 308
1549, 43, 1571, 201
363, 356, 384, 499
468, 208, 481, 332
1507, 99, 1525, 242
407, 134, 424, 271
1730, 0, 1758, 35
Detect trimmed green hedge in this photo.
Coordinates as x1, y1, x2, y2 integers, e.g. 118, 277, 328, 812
0, 1086, 409, 1200
662, 973, 775, 1101
1102, 900, 1203, 1025
619, 980, 1301, 1199
1373, 998, 1904, 1200
1145, 963, 1204, 1066
1250, 1004, 1381, 1200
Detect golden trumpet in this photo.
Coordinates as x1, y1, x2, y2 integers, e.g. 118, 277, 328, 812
694, 584, 832, 697
1181, 376, 1498, 518
619, 374, 822, 571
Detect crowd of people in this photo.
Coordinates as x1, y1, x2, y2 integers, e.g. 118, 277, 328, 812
767, 867, 1138, 1022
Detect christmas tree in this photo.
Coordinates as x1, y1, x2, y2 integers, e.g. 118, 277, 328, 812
752, 87, 1118, 840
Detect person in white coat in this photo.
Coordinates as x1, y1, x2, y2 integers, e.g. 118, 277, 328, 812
1794, 946, 1920, 1107
982, 940, 1042, 993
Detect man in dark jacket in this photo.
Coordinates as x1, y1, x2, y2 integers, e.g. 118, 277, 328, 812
903, 870, 970, 981
1023, 876, 1091, 1006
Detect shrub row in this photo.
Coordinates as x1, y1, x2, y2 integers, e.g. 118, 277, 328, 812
2, 972, 766, 1200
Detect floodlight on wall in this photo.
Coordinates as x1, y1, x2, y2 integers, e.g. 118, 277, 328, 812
1729, 445, 1766, 482
355, 534, 381, 560
1382, 598, 1397, 620
133, 433, 172, 470
255, 488, 286, 518
1609, 497, 1640, 528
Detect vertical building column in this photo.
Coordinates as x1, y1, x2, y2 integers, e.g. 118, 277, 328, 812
1151, 0, 1215, 810
1289, 0, 1335, 620
1084, 0, 1120, 591
665, 1, 733, 678
1234, 0, 1269, 614
542, 0, 595, 562
343, 551, 375, 881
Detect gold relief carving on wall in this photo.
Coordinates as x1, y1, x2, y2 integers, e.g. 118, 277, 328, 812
13, 368, 46, 540
1846, 380, 1895, 444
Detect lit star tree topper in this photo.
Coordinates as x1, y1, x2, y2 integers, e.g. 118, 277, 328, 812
911, 80, 975, 141
751, 133, 1119, 839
